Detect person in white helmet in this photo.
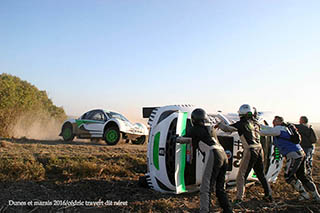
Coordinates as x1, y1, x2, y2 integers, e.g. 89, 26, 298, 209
215, 104, 272, 204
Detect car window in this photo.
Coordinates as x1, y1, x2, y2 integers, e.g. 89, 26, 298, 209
106, 111, 129, 122
89, 111, 105, 121
81, 112, 90, 120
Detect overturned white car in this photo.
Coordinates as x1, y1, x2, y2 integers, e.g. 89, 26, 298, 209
59, 109, 148, 145
141, 105, 283, 194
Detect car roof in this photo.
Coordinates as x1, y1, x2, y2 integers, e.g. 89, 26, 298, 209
85, 109, 124, 116
104, 110, 121, 114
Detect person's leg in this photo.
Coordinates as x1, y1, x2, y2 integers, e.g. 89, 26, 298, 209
236, 148, 252, 201
302, 146, 314, 177
296, 154, 320, 201
200, 150, 216, 213
284, 152, 309, 200
215, 151, 232, 213
252, 148, 272, 198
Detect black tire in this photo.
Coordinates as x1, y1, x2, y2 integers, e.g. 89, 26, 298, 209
104, 126, 121, 145
132, 135, 146, 145
61, 124, 75, 141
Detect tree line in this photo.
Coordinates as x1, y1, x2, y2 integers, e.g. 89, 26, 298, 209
0, 73, 67, 137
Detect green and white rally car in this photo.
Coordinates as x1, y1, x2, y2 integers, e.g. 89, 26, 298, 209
59, 109, 148, 145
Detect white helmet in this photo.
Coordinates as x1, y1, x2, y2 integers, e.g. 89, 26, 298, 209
238, 104, 253, 117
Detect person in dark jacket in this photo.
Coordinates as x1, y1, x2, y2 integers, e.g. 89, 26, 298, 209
260, 116, 320, 201
216, 104, 272, 204
295, 116, 318, 177
177, 108, 232, 213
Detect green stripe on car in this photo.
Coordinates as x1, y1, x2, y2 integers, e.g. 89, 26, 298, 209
76, 119, 103, 127
178, 112, 188, 192
153, 132, 160, 170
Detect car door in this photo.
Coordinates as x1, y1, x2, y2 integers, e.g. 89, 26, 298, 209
83, 110, 106, 137
75, 111, 95, 137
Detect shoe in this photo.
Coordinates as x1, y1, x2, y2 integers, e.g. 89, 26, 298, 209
298, 192, 310, 201
232, 199, 242, 205
263, 195, 273, 202
298, 195, 309, 201
311, 191, 320, 202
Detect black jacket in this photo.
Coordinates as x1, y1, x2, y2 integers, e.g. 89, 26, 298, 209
231, 117, 261, 148
185, 125, 221, 151
295, 124, 317, 148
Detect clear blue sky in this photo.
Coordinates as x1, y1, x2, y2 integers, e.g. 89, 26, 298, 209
1, 0, 319, 122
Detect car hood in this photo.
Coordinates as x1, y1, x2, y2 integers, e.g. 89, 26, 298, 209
115, 119, 148, 135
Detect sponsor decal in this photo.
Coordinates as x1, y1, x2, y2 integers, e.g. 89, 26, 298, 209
225, 150, 232, 159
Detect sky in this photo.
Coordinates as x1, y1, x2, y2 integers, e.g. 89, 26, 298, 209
1, 0, 320, 123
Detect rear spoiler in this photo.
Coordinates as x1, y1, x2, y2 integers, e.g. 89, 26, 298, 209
142, 107, 158, 118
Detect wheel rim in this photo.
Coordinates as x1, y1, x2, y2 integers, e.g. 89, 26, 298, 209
106, 129, 118, 143
63, 127, 72, 140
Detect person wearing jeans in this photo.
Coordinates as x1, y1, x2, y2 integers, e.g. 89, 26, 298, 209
295, 116, 318, 177
260, 116, 320, 202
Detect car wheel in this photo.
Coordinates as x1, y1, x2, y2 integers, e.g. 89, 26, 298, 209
62, 124, 74, 141
104, 126, 121, 145
132, 135, 146, 145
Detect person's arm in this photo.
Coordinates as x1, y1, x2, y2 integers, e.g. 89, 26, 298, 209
310, 127, 318, 144
209, 126, 218, 141
176, 136, 192, 144
217, 122, 238, 132
176, 127, 193, 144
260, 125, 281, 136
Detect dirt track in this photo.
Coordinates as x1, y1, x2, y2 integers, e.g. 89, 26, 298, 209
0, 138, 320, 212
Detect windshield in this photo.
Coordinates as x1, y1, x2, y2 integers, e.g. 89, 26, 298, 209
106, 111, 129, 122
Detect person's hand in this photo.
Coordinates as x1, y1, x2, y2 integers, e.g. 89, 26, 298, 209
214, 122, 221, 129
172, 134, 179, 142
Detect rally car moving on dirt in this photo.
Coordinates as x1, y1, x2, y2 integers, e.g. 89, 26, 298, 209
60, 109, 148, 145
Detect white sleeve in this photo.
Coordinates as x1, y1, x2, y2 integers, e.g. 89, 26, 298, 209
260, 125, 281, 136
218, 122, 237, 132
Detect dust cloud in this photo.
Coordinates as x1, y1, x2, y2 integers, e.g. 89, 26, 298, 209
9, 111, 63, 140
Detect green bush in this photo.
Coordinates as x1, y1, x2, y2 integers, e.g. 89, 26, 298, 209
0, 73, 67, 137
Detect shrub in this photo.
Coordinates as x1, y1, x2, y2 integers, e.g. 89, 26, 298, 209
0, 73, 67, 137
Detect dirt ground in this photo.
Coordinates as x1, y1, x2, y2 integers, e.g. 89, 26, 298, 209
0, 138, 320, 213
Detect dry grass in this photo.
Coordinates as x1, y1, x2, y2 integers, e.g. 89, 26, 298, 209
0, 136, 320, 212
0, 138, 146, 182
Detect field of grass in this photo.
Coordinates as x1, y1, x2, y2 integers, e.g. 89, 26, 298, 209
0, 135, 320, 212
0, 138, 146, 182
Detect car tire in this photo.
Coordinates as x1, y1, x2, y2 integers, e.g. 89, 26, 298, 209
62, 124, 75, 141
132, 135, 146, 145
104, 126, 121, 145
